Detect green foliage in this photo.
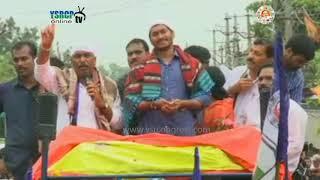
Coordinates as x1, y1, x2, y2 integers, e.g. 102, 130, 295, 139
61, 48, 72, 68
291, 0, 320, 35
304, 50, 320, 88
251, 23, 273, 39
292, 0, 320, 21
246, 0, 320, 39
304, 50, 320, 107
246, 0, 273, 39
0, 113, 5, 138
107, 63, 129, 81
0, 17, 40, 83
305, 98, 320, 108
0, 54, 16, 83
0, 17, 39, 55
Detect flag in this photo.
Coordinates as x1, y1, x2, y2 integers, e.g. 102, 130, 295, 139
254, 33, 290, 180
304, 11, 320, 43
192, 147, 201, 180
274, 32, 290, 180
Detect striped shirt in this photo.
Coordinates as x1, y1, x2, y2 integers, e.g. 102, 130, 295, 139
286, 69, 304, 103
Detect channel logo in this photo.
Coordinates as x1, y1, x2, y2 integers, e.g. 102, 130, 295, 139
50, 6, 86, 24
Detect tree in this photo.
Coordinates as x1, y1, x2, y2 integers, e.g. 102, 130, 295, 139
98, 65, 109, 77
0, 17, 40, 83
304, 50, 320, 88
0, 17, 39, 55
246, 0, 320, 40
61, 48, 72, 68
0, 54, 16, 83
291, 0, 320, 38
107, 63, 129, 81
246, 0, 273, 39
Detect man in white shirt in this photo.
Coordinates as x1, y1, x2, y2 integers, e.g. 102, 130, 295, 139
257, 64, 308, 174
34, 24, 123, 134
224, 39, 273, 128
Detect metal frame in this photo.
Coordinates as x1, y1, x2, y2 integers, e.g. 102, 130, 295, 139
46, 173, 252, 179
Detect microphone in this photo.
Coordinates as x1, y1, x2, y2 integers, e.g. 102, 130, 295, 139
83, 73, 95, 100
83, 71, 92, 86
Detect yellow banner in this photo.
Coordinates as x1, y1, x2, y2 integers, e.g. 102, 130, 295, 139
49, 141, 244, 176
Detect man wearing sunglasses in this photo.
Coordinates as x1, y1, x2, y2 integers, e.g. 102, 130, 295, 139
34, 24, 123, 134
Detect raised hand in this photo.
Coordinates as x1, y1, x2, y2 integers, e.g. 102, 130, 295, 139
41, 24, 55, 50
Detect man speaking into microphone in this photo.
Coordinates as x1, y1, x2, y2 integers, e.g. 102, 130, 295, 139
34, 24, 123, 134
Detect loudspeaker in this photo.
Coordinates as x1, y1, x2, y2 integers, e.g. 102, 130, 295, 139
37, 92, 58, 140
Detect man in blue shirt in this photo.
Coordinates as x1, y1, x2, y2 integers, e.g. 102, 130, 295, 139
283, 34, 316, 103
124, 22, 214, 136
0, 41, 41, 179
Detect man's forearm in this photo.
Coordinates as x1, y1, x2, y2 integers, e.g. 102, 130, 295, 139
138, 101, 154, 111
179, 99, 203, 110
95, 95, 113, 121
37, 47, 50, 65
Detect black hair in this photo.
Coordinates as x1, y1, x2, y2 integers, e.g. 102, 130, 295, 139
257, 63, 273, 76
126, 38, 149, 52
206, 66, 227, 100
285, 34, 316, 61
253, 38, 274, 58
184, 45, 211, 64
11, 41, 37, 58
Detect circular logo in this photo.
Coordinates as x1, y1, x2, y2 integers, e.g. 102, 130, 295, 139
256, 5, 275, 24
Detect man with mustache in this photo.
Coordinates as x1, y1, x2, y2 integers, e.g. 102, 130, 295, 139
257, 64, 308, 178
124, 22, 214, 136
126, 38, 150, 69
0, 41, 41, 178
117, 38, 150, 103
35, 24, 123, 134
283, 34, 316, 103
224, 39, 273, 128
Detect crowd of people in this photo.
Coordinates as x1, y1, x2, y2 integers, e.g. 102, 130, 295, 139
294, 143, 320, 179
0, 21, 319, 179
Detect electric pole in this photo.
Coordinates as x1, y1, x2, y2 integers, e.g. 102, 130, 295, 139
232, 15, 241, 68
212, 29, 217, 65
246, 10, 252, 49
219, 46, 224, 64
283, 0, 293, 41
225, 14, 232, 68
272, 0, 283, 33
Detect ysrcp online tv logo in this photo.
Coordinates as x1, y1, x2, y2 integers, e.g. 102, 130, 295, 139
50, 6, 86, 24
